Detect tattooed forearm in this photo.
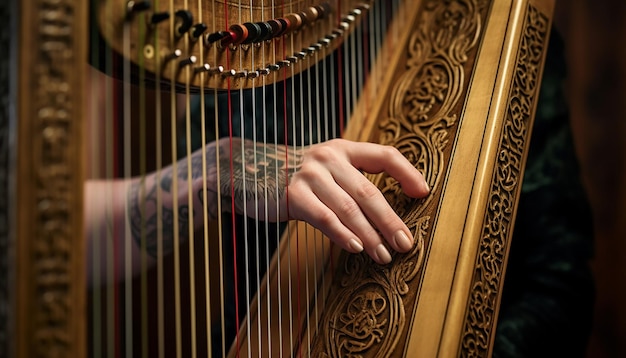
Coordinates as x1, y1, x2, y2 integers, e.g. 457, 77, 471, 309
126, 138, 304, 258
127, 178, 192, 258
217, 138, 303, 208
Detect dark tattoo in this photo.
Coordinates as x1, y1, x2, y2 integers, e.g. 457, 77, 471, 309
127, 178, 192, 258
219, 139, 301, 212
127, 138, 302, 258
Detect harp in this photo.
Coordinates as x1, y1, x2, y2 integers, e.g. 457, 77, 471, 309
4, 0, 555, 357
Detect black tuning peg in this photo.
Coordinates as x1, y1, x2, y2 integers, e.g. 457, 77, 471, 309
150, 12, 170, 26
191, 23, 208, 41
174, 10, 194, 36
126, 1, 151, 16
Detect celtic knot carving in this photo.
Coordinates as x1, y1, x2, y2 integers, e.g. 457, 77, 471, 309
312, 2, 489, 355
335, 291, 387, 353
320, 216, 428, 358
377, 0, 487, 217
460, 5, 549, 357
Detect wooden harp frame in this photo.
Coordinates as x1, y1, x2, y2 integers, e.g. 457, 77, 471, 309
4, 0, 554, 357
237, 0, 555, 357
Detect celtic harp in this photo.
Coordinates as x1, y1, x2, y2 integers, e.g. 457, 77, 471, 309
5, 0, 555, 357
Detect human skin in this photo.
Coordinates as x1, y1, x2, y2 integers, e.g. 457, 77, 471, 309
85, 137, 430, 283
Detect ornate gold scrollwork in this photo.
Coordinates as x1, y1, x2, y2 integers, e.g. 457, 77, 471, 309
460, 4, 549, 357
313, 1, 489, 356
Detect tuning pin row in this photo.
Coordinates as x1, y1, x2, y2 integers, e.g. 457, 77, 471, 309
127, 0, 336, 49
196, 1, 333, 48
145, 0, 372, 82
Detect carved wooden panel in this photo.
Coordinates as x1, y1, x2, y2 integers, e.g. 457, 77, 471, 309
12, 0, 87, 357
235, 0, 555, 357
460, 5, 550, 356
312, 0, 491, 356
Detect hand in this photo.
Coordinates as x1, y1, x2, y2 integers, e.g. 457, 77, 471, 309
219, 138, 430, 265
116, 137, 429, 267
149, 138, 429, 264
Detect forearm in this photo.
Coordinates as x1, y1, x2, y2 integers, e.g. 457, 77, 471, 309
131, 143, 229, 243
84, 178, 141, 284
85, 136, 290, 282
85, 141, 222, 284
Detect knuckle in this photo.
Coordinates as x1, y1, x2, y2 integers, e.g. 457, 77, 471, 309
312, 209, 336, 228
354, 181, 380, 201
383, 145, 402, 158
293, 166, 324, 185
386, 146, 410, 166
285, 185, 303, 201
338, 198, 361, 218
308, 143, 338, 163
326, 138, 345, 146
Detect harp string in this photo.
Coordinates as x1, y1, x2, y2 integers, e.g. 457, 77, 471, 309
134, 11, 150, 358
122, 16, 132, 358
208, 1, 227, 356
90, 8, 124, 354
152, 0, 166, 353
165, 0, 183, 356
237, 2, 253, 355
87, 24, 103, 358
261, 18, 273, 358
248, 0, 255, 350
256, 2, 265, 353
298, 5, 307, 352
194, 0, 215, 355
272, 2, 284, 354
286, 1, 296, 350
88, 76, 103, 358
222, 3, 243, 356
181, 0, 199, 355
111, 22, 121, 358
303, 30, 312, 355
109, 49, 118, 358
312, 46, 322, 332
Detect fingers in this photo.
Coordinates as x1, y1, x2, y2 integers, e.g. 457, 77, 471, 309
287, 186, 367, 255
286, 139, 430, 265
329, 163, 415, 260
302, 170, 395, 264
356, 143, 430, 196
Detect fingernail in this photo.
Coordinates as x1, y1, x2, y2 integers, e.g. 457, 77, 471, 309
393, 231, 413, 252
375, 244, 392, 264
348, 239, 364, 253
423, 180, 430, 193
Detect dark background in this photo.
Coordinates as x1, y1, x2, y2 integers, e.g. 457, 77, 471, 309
554, 1, 626, 357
